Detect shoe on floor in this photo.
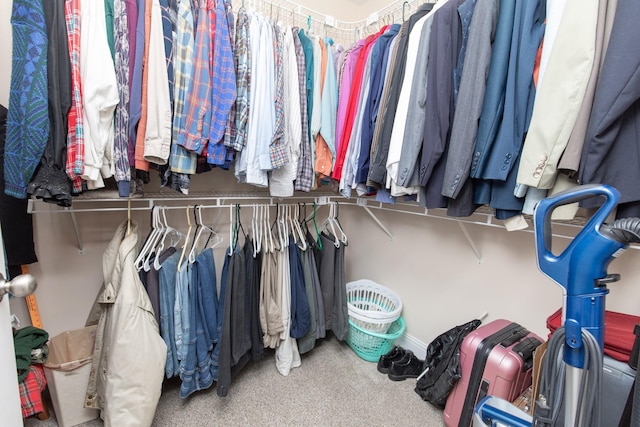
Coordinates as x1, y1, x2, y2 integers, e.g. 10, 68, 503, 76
377, 346, 406, 374
388, 351, 424, 381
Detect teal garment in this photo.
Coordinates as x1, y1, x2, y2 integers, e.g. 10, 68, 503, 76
105, 0, 115, 61
13, 326, 49, 382
297, 29, 314, 143
321, 38, 338, 162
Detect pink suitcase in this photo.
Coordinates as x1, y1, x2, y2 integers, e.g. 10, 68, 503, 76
442, 319, 543, 427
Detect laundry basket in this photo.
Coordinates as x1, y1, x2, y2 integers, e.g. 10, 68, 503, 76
347, 279, 403, 333
347, 316, 406, 362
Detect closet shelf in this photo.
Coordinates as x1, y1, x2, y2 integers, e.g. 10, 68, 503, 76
29, 190, 633, 261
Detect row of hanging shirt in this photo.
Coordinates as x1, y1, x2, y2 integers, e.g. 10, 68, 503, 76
13, 0, 624, 222
134, 203, 349, 398
5, 0, 351, 206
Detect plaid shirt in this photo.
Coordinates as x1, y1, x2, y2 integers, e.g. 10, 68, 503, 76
207, 0, 236, 166
223, 0, 236, 149
113, 0, 131, 185
177, 0, 211, 157
169, 0, 197, 174
292, 28, 312, 192
233, 6, 250, 152
65, 0, 84, 192
270, 24, 288, 169
19, 364, 47, 419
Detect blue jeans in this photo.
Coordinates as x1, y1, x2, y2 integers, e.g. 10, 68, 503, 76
159, 251, 181, 378
180, 250, 217, 398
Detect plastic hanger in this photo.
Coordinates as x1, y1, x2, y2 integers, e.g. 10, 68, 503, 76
290, 204, 308, 251
144, 206, 181, 272
265, 205, 275, 254
332, 202, 348, 245
188, 206, 222, 263
320, 203, 341, 248
152, 207, 185, 269
177, 206, 194, 271
228, 205, 235, 256
135, 207, 162, 271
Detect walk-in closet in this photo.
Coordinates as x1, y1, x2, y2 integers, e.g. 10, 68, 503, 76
2, 0, 640, 425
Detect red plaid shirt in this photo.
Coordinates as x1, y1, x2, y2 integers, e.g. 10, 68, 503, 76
19, 364, 47, 418
65, 0, 84, 192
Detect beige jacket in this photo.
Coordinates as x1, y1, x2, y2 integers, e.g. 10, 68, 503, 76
85, 221, 167, 427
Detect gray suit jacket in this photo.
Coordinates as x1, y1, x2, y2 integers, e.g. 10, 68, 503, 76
395, 12, 437, 188
441, 0, 499, 199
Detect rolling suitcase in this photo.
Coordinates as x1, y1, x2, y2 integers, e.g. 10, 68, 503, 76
442, 319, 542, 427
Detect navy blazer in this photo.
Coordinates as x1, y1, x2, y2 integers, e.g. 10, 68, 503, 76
472, 0, 545, 217
580, 0, 640, 217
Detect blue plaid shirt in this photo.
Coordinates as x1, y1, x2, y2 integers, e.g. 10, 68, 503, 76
207, 0, 236, 166
169, 0, 197, 174
177, 0, 211, 158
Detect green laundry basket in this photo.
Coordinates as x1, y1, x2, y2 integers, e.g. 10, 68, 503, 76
346, 316, 406, 362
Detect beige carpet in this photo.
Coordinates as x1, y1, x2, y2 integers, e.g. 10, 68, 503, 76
25, 337, 445, 426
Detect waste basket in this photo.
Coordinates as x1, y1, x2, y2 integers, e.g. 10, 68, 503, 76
43, 325, 99, 427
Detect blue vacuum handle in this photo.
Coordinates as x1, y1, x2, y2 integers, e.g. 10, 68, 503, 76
533, 184, 623, 294
534, 184, 629, 364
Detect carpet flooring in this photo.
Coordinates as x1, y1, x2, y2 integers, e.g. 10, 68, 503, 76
25, 336, 445, 426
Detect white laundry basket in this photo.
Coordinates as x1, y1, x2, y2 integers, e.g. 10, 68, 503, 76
346, 279, 403, 333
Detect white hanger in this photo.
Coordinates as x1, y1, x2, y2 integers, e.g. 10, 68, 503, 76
265, 205, 274, 254
293, 204, 308, 251
188, 206, 223, 263
143, 206, 178, 272
321, 203, 341, 248
135, 207, 162, 271
332, 202, 348, 245
153, 207, 185, 270
177, 206, 194, 271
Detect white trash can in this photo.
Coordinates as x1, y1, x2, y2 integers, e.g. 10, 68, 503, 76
43, 325, 99, 427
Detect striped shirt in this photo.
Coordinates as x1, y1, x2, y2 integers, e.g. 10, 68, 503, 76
292, 28, 312, 192
270, 24, 288, 169
233, 6, 250, 152
113, 0, 131, 187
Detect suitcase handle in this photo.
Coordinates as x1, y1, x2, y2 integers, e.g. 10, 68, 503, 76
500, 329, 528, 348
512, 337, 543, 371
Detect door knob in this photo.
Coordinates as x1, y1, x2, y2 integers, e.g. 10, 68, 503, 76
0, 273, 37, 302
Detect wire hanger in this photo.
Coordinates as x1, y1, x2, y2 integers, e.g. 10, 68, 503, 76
403, 1, 409, 21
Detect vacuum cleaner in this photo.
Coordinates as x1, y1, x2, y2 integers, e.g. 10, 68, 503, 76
473, 184, 640, 427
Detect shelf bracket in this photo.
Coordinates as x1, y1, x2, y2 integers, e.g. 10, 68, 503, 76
66, 208, 85, 255
358, 199, 393, 240
458, 221, 481, 263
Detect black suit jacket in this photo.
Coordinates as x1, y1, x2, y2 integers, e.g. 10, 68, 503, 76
580, 0, 640, 216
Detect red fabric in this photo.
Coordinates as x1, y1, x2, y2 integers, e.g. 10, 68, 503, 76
19, 364, 47, 418
332, 26, 389, 180
546, 308, 640, 363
